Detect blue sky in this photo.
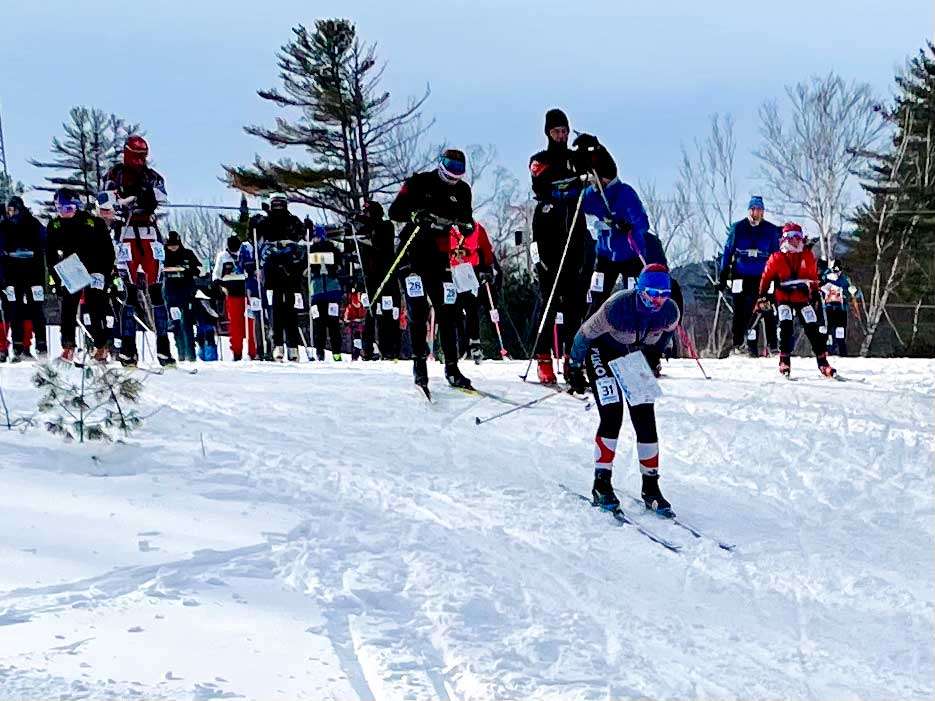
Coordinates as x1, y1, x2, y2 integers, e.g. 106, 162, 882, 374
1, 0, 930, 215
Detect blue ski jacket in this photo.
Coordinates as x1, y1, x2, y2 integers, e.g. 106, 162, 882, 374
582, 179, 648, 264
719, 218, 781, 279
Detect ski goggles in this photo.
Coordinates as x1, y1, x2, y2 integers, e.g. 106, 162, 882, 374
55, 200, 81, 216
438, 156, 466, 182
638, 286, 671, 309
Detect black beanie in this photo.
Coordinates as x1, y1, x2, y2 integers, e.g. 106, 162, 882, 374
544, 108, 569, 135
227, 235, 242, 252
166, 230, 182, 246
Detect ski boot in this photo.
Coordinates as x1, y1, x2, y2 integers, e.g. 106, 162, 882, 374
35, 345, 49, 362
779, 354, 791, 378
59, 346, 76, 363
536, 353, 557, 385
10, 344, 29, 363
287, 347, 299, 362
156, 336, 176, 367
118, 352, 138, 368
93, 347, 110, 364
469, 339, 484, 365
445, 362, 473, 389
273, 345, 285, 362
413, 356, 429, 386
817, 353, 837, 378
0, 350, 7, 363
591, 469, 620, 511
332, 352, 342, 362
641, 474, 674, 518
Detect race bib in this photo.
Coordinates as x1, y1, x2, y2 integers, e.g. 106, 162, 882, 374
30, 285, 45, 302
151, 241, 165, 262
555, 312, 564, 325
835, 327, 845, 339
114, 277, 124, 292
608, 353, 662, 406
4, 286, 15, 302
405, 274, 424, 298
731, 278, 744, 293
827, 272, 839, 281
819, 325, 827, 334
353, 338, 363, 350
113, 338, 122, 348
117, 243, 132, 263
452, 263, 479, 294
170, 306, 183, 321
90, 273, 106, 290
747, 328, 757, 340
328, 302, 339, 317
54, 254, 92, 293
530, 241, 541, 265
294, 293, 304, 310
801, 306, 818, 324
489, 309, 500, 323
767, 281, 775, 294
360, 294, 369, 307
82, 314, 91, 326
626, 277, 636, 290
392, 307, 399, 320
309, 252, 335, 265
590, 271, 605, 292
266, 290, 274, 305
595, 376, 621, 406
382, 295, 394, 310
249, 297, 262, 311
310, 305, 320, 319
105, 315, 115, 329
443, 282, 457, 305
777, 305, 793, 322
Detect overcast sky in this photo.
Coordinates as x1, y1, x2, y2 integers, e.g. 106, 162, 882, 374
2, 0, 930, 218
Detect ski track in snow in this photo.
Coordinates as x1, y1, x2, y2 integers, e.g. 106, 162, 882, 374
0, 357, 931, 700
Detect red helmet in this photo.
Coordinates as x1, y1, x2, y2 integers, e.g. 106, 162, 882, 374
780, 222, 805, 252
124, 135, 149, 167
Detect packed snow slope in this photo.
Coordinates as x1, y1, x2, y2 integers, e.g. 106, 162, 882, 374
0, 357, 931, 701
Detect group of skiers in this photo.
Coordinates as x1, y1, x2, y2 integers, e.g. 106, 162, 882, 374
0, 117, 859, 519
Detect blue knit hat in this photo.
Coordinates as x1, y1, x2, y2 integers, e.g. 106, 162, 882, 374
748, 195, 765, 210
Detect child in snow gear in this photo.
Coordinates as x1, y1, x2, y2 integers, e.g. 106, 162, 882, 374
257, 194, 305, 361
0, 196, 48, 361
213, 235, 257, 360
308, 225, 345, 361
757, 223, 836, 378
162, 231, 202, 362
193, 277, 221, 361
819, 259, 853, 357
529, 109, 591, 384
343, 288, 367, 360
718, 196, 782, 357
577, 134, 649, 318
388, 149, 476, 391
101, 135, 173, 366
450, 221, 496, 364
565, 264, 680, 515
45, 188, 116, 361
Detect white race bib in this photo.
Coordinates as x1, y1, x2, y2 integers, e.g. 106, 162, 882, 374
114, 277, 124, 292
113, 338, 122, 348
30, 285, 45, 302
294, 293, 304, 310
309, 252, 335, 265
116, 243, 132, 263
555, 312, 564, 325
590, 271, 605, 292
90, 273, 106, 290
392, 307, 399, 320
151, 241, 165, 262
530, 241, 541, 265
353, 338, 363, 349
801, 306, 818, 324
382, 295, 394, 310
311, 305, 320, 319
452, 263, 479, 294
328, 302, 339, 317
3, 286, 14, 302
731, 278, 744, 293
405, 274, 424, 298
595, 376, 621, 406
819, 325, 827, 334
777, 305, 793, 322
608, 353, 662, 406
835, 327, 845, 338
54, 254, 92, 294
489, 309, 500, 323
105, 315, 115, 329
266, 290, 274, 305
626, 277, 636, 290
249, 297, 262, 311
443, 282, 457, 305
170, 306, 183, 321
747, 328, 757, 340
82, 314, 91, 326
360, 294, 369, 307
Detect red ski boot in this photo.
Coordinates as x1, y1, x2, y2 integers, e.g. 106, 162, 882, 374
536, 354, 557, 385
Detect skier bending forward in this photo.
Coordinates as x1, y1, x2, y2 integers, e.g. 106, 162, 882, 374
565, 263, 679, 515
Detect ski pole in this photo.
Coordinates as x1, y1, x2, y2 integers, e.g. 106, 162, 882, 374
250, 222, 269, 359
483, 281, 509, 358
368, 225, 421, 313
474, 389, 561, 426
521, 189, 586, 381
304, 221, 316, 357
676, 324, 711, 380
591, 170, 646, 267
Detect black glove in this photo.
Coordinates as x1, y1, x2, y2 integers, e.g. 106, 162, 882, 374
715, 277, 728, 292
410, 211, 437, 229
572, 133, 601, 151
477, 268, 494, 285
566, 362, 588, 395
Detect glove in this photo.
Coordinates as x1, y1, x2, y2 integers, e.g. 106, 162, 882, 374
572, 133, 601, 151
565, 362, 588, 395
755, 296, 772, 312
477, 269, 494, 285
715, 277, 728, 292
410, 210, 437, 229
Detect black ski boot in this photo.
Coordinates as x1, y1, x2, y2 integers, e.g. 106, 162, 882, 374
444, 362, 473, 389
591, 469, 620, 511
10, 344, 29, 363
118, 352, 138, 368
641, 474, 674, 518
413, 356, 429, 387
0, 350, 7, 363
156, 336, 176, 367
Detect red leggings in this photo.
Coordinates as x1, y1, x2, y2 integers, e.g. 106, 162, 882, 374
225, 295, 256, 359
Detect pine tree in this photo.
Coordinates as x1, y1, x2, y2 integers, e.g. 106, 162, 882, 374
30, 106, 141, 205
223, 19, 430, 221
850, 43, 935, 355
0, 172, 24, 207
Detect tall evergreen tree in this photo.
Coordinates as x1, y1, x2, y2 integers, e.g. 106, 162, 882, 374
30, 106, 141, 204
850, 43, 935, 355
224, 19, 430, 221
0, 172, 24, 208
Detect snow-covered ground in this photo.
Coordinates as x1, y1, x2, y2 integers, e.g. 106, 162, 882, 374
0, 356, 931, 700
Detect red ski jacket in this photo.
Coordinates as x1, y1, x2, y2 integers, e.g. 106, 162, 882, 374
449, 222, 495, 269
759, 248, 819, 305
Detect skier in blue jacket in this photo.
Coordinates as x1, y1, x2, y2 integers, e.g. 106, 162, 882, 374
565, 263, 680, 515
717, 196, 782, 356
574, 134, 649, 318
